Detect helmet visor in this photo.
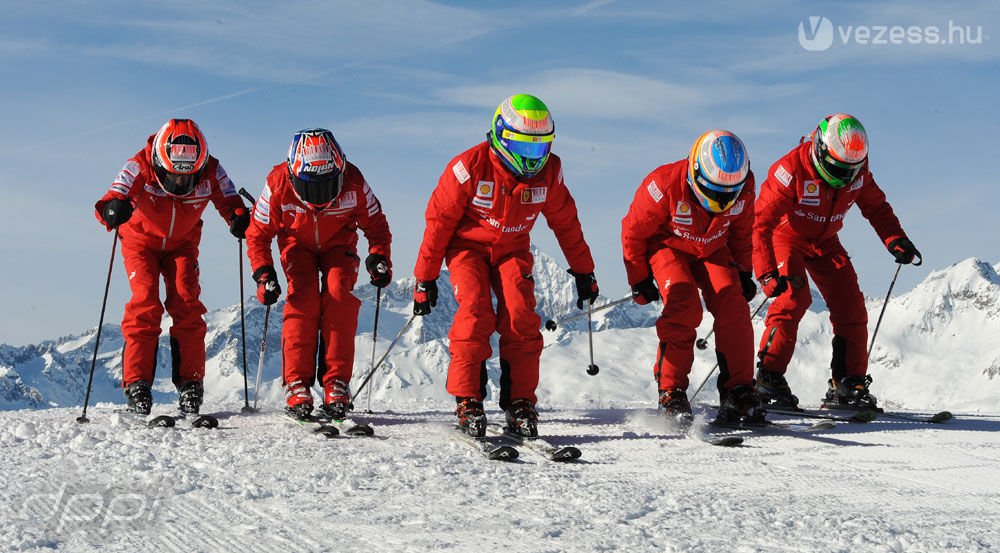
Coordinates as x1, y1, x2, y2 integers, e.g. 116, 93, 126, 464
499, 128, 553, 160
820, 155, 863, 188
693, 172, 744, 210
155, 165, 201, 196
292, 172, 342, 207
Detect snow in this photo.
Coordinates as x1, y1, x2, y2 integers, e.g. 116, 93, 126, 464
2, 405, 999, 552
2, 252, 1000, 551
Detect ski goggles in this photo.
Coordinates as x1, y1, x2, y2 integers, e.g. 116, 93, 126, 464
692, 171, 745, 208
819, 155, 864, 188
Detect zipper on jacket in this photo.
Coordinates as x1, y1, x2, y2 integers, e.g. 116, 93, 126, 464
313, 212, 321, 249
495, 184, 512, 245
164, 201, 177, 251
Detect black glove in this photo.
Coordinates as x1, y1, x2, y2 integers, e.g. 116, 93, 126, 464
365, 254, 392, 288
759, 271, 789, 298
738, 271, 757, 302
253, 266, 282, 306
568, 269, 599, 310
631, 275, 659, 305
102, 198, 133, 229
887, 237, 921, 265
228, 207, 251, 239
413, 280, 438, 316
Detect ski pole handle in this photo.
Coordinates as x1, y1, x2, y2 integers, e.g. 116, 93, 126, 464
238, 188, 257, 205
544, 294, 634, 331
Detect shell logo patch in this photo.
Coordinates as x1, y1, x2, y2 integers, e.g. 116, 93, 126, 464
800, 180, 821, 206
674, 200, 693, 225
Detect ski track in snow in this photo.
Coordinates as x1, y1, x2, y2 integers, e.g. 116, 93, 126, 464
2, 403, 999, 552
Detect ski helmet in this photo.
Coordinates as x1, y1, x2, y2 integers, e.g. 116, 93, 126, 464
687, 130, 749, 213
489, 94, 555, 179
811, 113, 868, 189
152, 119, 208, 196
287, 128, 346, 210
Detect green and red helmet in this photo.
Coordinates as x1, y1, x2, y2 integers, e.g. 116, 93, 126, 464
811, 113, 869, 188
489, 94, 555, 179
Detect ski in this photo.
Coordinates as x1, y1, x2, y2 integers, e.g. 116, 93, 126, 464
451, 428, 519, 461
765, 406, 876, 423
173, 413, 220, 429
282, 412, 340, 438
113, 409, 177, 428
876, 410, 953, 424
486, 424, 581, 462
692, 432, 745, 447
709, 419, 836, 433
314, 413, 375, 437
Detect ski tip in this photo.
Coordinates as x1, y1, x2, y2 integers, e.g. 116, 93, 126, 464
488, 446, 520, 461
146, 415, 176, 428
850, 411, 878, 423
344, 425, 375, 437
316, 425, 340, 438
551, 447, 583, 462
931, 411, 953, 423
709, 436, 744, 447
192, 415, 220, 429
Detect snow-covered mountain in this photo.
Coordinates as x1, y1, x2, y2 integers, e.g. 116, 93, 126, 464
2, 250, 998, 413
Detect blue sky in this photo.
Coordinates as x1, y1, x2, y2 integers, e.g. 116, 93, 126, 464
1, 0, 997, 345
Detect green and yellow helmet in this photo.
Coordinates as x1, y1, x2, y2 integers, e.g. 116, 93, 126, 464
489, 94, 555, 179
811, 113, 869, 188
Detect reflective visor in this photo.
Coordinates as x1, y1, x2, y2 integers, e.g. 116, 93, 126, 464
155, 165, 201, 196
500, 128, 553, 160
821, 155, 863, 187
291, 172, 342, 207
694, 172, 744, 205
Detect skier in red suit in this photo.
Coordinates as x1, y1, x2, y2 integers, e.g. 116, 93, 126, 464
412, 94, 598, 438
753, 114, 921, 411
622, 130, 763, 424
246, 129, 392, 419
94, 119, 249, 415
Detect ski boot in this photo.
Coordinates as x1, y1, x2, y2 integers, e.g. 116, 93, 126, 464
504, 398, 539, 438
455, 397, 487, 437
657, 388, 693, 426
177, 381, 204, 415
823, 375, 882, 412
755, 370, 799, 410
714, 384, 764, 426
320, 379, 352, 420
124, 381, 153, 415
284, 380, 314, 420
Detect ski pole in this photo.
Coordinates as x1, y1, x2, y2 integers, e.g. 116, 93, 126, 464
544, 294, 634, 331
352, 314, 416, 399
697, 276, 803, 350
77, 230, 120, 424
586, 301, 599, 376
251, 304, 271, 411
867, 263, 904, 363
690, 298, 769, 403
238, 237, 251, 413
365, 287, 383, 412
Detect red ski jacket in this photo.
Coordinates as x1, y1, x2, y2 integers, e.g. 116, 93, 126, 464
246, 162, 391, 272
621, 159, 755, 284
413, 142, 594, 282
94, 135, 244, 250
753, 142, 906, 278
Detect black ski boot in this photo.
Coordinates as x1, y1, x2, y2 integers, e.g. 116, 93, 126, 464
715, 384, 764, 425
455, 397, 487, 437
823, 375, 881, 412
504, 398, 539, 438
124, 381, 153, 416
177, 381, 204, 415
756, 370, 799, 409
657, 388, 693, 425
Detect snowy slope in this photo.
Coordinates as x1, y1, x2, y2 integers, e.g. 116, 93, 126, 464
1, 250, 997, 414
1, 406, 999, 552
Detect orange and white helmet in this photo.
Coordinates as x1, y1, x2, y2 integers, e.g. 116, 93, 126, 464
152, 119, 208, 196
687, 130, 749, 213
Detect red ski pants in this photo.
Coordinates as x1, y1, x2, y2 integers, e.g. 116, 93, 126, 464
444, 249, 542, 408
279, 244, 361, 388
758, 235, 868, 380
120, 239, 206, 387
650, 247, 753, 394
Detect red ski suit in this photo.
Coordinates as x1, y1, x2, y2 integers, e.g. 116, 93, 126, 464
246, 162, 391, 389
753, 142, 906, 379
94, 136, 244, 387
621, 160, 756, 394
414, 143, 595, 407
